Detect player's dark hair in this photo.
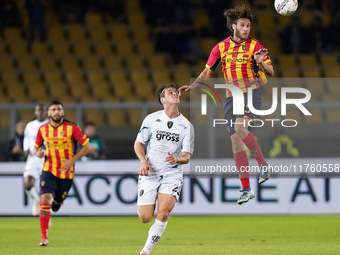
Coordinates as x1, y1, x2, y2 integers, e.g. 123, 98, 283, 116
48, 100, 63, 108
85, 121, 96, 127
155, 84, 177, 105
224, 5, 253, 31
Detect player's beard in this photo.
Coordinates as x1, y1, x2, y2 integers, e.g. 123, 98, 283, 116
51, 115, 63, 123
235, 27, 249, 41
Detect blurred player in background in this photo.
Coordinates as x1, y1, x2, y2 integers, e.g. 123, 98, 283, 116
34, 100, 91, 246
23, 103, 48, 216
6, 121, 27, 161
134, 85, 194, 255
178, 5, 274, 205
77, 121, 108, 160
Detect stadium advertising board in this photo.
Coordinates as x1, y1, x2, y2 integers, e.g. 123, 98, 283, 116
0, 160, 339, 216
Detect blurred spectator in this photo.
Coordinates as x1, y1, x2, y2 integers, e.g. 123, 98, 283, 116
174, 0, 194, 25
0, 0, 22, 29
307, 17, 325, 55
25, 0, 47, 46
54, 0, 88, 23
178, 28, 205, 64
327, 16, 340, 52
205, 0, 232, 40
143, 0, 175, 27
78, 121, 108, 160
281, 16, 308, 54
155, 25, 180, 62
6, 121, 27, 161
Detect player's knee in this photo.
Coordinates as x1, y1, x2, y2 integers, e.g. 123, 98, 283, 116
24, 182, 34, 190
139, 214, 153, 223
24, 177, 34, 190
234, 124, 246, 136
157, 211, 169, 222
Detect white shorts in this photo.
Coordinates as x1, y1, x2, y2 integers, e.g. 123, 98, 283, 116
137, 174, 183, 206
23, 156, 44, 180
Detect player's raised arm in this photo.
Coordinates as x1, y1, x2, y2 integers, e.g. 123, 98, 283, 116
134, 139, 152, 176
178, 67, 215, 96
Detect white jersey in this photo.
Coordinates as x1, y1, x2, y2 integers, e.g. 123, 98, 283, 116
23, 119, 48, 162
136, 110, 194, 177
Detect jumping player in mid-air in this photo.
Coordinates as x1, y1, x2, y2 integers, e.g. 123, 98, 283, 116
179, 5, 274, 205
135, 85, 194, 255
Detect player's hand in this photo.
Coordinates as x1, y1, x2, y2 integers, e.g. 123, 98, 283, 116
12, 145, 24, 154
60, 158, 76, 172
178, 85, 191, 96
35, 147, 44, 158
165, 152, 178, 165
88, 146, 97, 155
254, 48, 268, 63
139, 161, 152, 176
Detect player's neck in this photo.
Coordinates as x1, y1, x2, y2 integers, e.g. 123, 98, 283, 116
50, 119, 63, 128
164, 106, 180, 119
232, 34, 244, 43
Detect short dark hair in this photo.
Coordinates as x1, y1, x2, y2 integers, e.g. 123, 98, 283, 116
224, 5, 253, 31
48, 100, 63, 109
85, 121, 96, 127
155, 84, 177, 105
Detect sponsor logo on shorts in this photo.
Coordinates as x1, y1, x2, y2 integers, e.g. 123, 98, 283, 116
62, 191, 68, 199
139, 189, 144, 197
41, 181, 45, 187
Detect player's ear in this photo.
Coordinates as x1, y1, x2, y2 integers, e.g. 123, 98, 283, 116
160, 97, 165, 105
232, 22, 236, 31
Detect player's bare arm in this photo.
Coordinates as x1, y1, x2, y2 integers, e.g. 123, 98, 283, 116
254, 48, 274, 76
178, 68, 214, 95
134, 139, 152, 176
34, 146, 44, 158
165, 151, 191, 165
60, 142, 91, 172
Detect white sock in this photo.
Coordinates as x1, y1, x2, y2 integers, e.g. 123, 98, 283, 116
25, 186, 40, 202
141, 219, 168, 254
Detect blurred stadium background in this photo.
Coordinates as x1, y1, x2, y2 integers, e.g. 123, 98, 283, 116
0, 0, 339, 160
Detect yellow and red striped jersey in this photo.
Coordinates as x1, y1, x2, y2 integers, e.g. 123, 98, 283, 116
35, 119, 89, 179
206, 35, 272, 97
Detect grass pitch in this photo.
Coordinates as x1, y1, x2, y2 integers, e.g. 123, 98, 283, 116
0, 215, 339, 255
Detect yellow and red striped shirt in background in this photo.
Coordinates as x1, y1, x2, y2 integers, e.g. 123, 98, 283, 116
206, 35, 272, 97
35, 120, 89, 179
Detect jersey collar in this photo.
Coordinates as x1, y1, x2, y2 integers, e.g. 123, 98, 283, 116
162, 110, 181, 120
229, 34, 248, 44
49, 119, 64, 129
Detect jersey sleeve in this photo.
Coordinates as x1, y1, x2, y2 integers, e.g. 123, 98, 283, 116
182, 123, 194, 155
23, 124, 30, 151
35, 127, 43, 147
205, 43, 221, 71
72, 124, 89, 146
254, 41, 272, 65
136, 115, 152, 145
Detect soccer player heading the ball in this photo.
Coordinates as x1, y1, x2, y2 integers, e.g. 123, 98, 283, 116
135, 85, 194, 255
178, 5, 274, 205
34, 100, 91, 246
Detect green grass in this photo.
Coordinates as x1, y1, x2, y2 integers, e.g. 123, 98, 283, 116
0, 215, 339, 255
